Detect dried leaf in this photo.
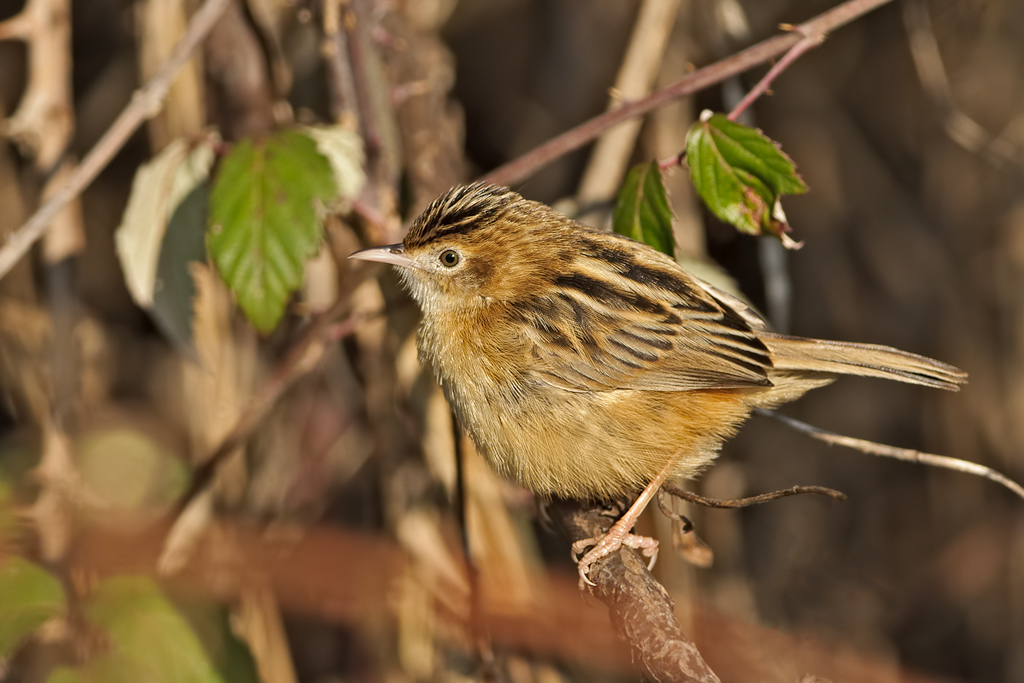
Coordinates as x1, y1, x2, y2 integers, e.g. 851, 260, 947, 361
115, 133, 220, 308
299, 125, 366, 203
158, 489, 213, 577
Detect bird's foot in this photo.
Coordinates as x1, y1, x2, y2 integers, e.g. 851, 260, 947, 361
571, 517, 659, 589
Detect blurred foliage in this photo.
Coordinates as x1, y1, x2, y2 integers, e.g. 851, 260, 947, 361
47, 577, 234, 683
0, 558, 64, 658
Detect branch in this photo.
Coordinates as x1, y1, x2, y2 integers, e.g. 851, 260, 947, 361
548, 498, 722, 683
0, 0, 85, 263
481, 0, 894, 187
756, 409, 1024, 501
725, 29, 823, 123
159, 299, 367, 574
173, 300, 369, 514
0, 0, 233, 282
662, 482, 847, 508
1, 0, 74, 168
162, 216, 386, 572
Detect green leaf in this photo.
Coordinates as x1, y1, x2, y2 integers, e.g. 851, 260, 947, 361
174, 597, 260, 683
45, 666, 82, 683
55, 577, 226, 683
0, 558, 65, 657
208, 129, 338, 333
685, 112, 807, 248
612, 161, 676, 257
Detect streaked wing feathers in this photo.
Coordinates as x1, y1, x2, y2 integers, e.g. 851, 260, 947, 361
515, 236, 774, 393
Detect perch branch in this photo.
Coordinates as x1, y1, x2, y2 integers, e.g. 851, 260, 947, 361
0, 0, 233, 282
548, 498, 722, 683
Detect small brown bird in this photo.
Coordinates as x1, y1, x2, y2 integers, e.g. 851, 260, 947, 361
350, 183, 966, 585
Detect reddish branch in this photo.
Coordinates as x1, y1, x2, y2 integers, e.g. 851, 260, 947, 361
482, 0, 894, 187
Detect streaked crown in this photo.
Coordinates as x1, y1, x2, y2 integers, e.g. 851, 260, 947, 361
404, 183, 522, 250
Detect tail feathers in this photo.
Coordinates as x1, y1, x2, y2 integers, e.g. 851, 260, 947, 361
760, 333, 967, 391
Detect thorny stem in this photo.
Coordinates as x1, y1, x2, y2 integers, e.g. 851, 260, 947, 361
483, 0, 894, 187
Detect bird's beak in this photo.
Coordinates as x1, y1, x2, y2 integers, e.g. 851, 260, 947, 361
348, 243, 415, 269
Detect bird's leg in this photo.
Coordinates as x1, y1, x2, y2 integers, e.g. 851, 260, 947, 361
572, 460, 674, 588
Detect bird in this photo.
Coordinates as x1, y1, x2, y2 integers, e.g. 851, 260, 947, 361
349, 182, 967, 586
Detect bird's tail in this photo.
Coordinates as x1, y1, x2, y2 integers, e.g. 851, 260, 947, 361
760, 332, 967, 391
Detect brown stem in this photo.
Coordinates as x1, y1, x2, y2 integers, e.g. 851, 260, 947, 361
662, 482, 847, 508
549, 498, 722, 682
902, 0, 1024, 171
726, 32, 824, 123
481, 0, 894, 188
322, 0, 360, 128
176, 296, 354, 510
0, 0, 233, 282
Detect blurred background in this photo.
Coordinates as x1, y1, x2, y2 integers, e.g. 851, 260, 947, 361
0, 0, 1021, 681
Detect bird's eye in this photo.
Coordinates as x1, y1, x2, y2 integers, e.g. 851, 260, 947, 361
439, 249, 460, 267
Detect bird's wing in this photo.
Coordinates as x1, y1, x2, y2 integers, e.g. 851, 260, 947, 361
513, 246, 774, 393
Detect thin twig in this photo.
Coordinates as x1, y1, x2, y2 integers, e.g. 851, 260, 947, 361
662, 481, 847, 508
725, 30, 823, 123
481, 0, 894, 187
658, 21, 839, 169
322, 0, 360, 129
0, 0, 233, 282
175, 298, 355, 510
756, 409, 1024, 501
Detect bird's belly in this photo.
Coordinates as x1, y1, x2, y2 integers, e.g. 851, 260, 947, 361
448, 378, 752, 500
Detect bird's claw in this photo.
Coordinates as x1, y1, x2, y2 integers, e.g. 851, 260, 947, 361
571, 530, 659, 589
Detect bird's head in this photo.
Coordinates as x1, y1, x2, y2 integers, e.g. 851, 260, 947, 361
349, 184, 574, 314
